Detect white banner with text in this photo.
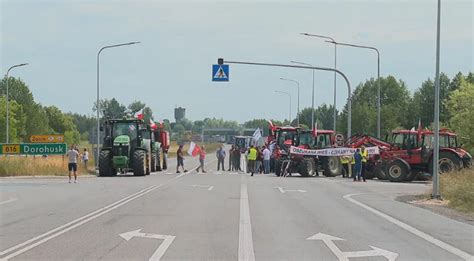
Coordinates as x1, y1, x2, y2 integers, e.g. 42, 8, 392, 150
289, 146, 380, 156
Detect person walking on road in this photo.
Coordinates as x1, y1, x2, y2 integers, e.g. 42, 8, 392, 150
360, 146, 368, 182
176, 145, 188, 173
196, 145, 206, 173
216, 146, 226, 171
66, 145, 79, 183
353, 148, 363, 182
263, 146, 271, 174
82, 148, 89, 170
248, 145, 258, 176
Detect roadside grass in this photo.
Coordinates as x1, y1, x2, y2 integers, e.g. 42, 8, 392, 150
0, 156, 95, 177
439, 168, 474, 213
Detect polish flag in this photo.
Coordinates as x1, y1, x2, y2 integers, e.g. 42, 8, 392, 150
417, 119, 423, 142
187, 142, 201, 156
135, 109, 144, 120
312, 122, 318, 137
149, 119, 157, 130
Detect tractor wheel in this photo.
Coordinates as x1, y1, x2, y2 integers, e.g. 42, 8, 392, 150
387, 160, 408, 182
299, 158, 316, 177
99, 150, 112, 177
405, 171, 418, 182
151, 152, 157, 173
323, 156, 342, 177
375, 163, 388, 180
428, 152, 462, 174
133, 150, 147, 176
275, 159, 283, 176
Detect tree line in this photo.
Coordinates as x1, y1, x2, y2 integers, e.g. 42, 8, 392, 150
1, 71, 473, 152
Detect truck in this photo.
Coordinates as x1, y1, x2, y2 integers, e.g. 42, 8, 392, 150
98, 118, 152, 176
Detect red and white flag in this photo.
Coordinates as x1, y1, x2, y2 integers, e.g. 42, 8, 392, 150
149, 119, 157, 130
417, 119, 423, 142
135, 109, 144, 120
187, 142, 201, 156
312, 122, 318, 137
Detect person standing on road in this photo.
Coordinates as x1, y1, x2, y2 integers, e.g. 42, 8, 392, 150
248, 145, 258, 176
216, 146, 226, 171
66, 145, 79, 183
353, 148, 363, 182
233, 147, 241, 171
255, 147, 262, 174
263, 146, 271, 174
82, 148, 89, 170
176, 145, 188, 173
196, 145, 206, 173
360, 146, 368, 182
228, 145, 234, 171
341, 155, 349, 178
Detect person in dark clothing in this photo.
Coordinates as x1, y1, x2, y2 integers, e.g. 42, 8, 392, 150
228, 145, 234, 171
353, 148, 363, 181
176, 145, 188, 173
233, 148, 241, 171
216, 146, 226, 171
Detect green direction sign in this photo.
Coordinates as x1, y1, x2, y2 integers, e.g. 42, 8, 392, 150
0, 143, 67, 155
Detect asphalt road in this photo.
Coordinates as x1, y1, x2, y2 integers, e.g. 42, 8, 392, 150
1, 154, 473, 261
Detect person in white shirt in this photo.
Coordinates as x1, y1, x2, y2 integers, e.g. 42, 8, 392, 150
82, 148, 89, 169
262, 146, 271, 174
66, 145, 80, 183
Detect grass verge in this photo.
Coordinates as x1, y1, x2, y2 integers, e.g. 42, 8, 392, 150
438, 168, 474, 213
0, 156, 95, 177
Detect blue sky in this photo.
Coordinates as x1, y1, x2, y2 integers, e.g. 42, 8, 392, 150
1, 0, 472, 123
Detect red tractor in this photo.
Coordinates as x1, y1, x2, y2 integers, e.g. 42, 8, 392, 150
272, 125, 342, 177
151, 127, 170, 171
346, 129, 472, 182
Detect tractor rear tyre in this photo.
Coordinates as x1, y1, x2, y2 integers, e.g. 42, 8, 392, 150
323, 156, 342, 177
429, 152, 462, 174
387, 160, 408, 182
151, 152, 157, 173
133, 150, 147, 176
299, 158, 316, 177
275, 159, 283, 177
375, 163, 388, 180
99, 150, 113, 177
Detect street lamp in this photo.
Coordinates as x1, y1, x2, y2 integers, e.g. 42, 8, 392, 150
291, 61, 315, 128
96, 41, 140, 169
5, 63, 29, 143
279, 78, 300, 126
274, 90, 292, 125
301, 33, 337, 132
325, 39, 381, 138
432, 0, 442, 199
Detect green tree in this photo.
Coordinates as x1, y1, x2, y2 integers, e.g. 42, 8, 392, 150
93, 98, 128, 120
142, 106, 154, 123
68, 113, 96, 134
0, 97, 27, 143
447, 78, 474, 153
127, 100, 145, 115
296, 104, 337, 130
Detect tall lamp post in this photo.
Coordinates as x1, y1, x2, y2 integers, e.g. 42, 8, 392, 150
279, 78, 300, 126
290, 61, 315, 128
325, 40, 381, 138
301, 33, 337, 132
432, 0, 442, 199
274, 90, 292, 125
5, 63, 29, 143
96, 41, 140, 169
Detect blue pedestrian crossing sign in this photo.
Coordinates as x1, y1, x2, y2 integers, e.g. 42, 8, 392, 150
212, 64, 229, 82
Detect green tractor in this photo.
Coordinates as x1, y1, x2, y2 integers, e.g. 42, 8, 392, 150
99, 119, 153, 177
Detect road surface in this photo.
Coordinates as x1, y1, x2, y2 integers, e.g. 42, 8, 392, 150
1, 155, 473, 261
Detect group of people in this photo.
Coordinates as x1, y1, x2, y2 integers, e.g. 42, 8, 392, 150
65, 145, 90, 183
340, 146, 369, 182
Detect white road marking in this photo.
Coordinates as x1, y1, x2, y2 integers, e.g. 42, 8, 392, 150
189, 185, 214, 191
119, 229, 176, 261
307, 233, 398, 261
344, 193, 474, 261
0, 198, 18, 205
0, 173, 187, 260
238, 182, 255, 261
274, 186, 306, 194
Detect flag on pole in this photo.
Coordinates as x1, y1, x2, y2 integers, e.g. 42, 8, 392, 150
252, 128, 262, 142
135, 109, 144, 120
417, 119, 423, 142
149, 119, 157, 130
187, 142, 201, 156
312, 122, 318, 137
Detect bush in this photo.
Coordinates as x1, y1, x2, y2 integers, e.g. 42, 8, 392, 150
440, 168, 474, 213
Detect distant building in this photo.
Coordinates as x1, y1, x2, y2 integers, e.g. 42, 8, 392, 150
174, 107, 186, 122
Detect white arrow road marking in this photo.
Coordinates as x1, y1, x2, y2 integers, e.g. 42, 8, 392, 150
0, 198, 18, 205
119, 229, 175, 261
344, 193, 474, 261
274, 186, 306, 194
307, 232, 398, 261
189, 185, 214, 191
238, 182, 255, 261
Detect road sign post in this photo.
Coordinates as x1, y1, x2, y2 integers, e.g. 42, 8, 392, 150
0, 143, 67, 155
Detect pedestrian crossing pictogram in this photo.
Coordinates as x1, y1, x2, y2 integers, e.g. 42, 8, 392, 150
212, 64, 229, 82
